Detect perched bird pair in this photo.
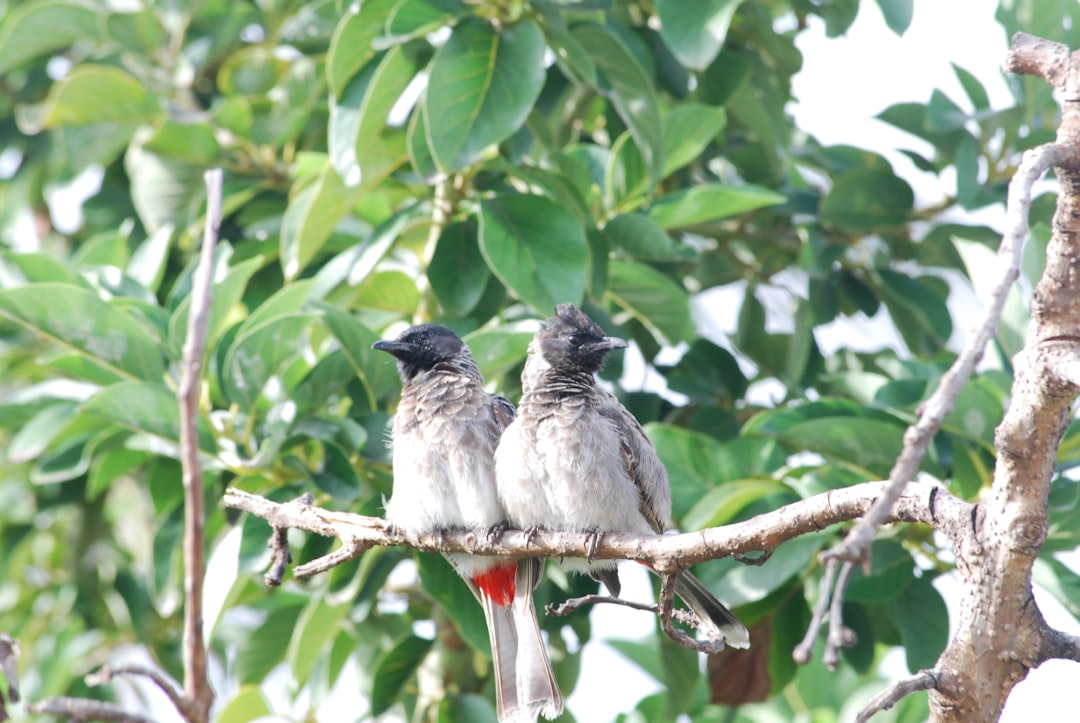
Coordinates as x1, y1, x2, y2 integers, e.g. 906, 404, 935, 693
373, 303, 749, 723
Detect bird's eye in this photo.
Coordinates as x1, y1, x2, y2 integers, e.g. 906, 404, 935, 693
567, 334, 581, 346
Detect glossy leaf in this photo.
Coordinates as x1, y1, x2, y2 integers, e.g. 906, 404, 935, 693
429, 219, 491, 316
647, 184, 785, 229
280, 163, 359, 280
326, 0, 398, 98
656, 0, 745, 71
0, 283, 165, 382
891, 576, 948, 671
846, 540, 917, 602
82, 381, 217, 454
572, 23, 664, 187
221, 312, 316, 409
820, 168, 914, 231
478, 194, 588, 313
24, 65, 157, 130
426, 18, 545, 172
875, 0, 914, 35
371, 635, 435, 715
0, 0, 100, 73
606, 260, 691, 345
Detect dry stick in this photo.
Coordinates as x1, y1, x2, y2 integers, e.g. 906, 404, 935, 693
26, 698, 155, 723
798, 144, 1061, 676
657, 572, 726, 655
854, 669, 941, 723
223, 480, 967, 568
85, 665, 186, 717
177, 168, 224, 723
546, 595, 715, 632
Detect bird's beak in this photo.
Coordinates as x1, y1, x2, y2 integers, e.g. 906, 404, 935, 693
585, 336, 628, 354
372, 340, 413, 356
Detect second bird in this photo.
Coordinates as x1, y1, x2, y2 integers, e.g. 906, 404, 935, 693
495, 303, 750, 650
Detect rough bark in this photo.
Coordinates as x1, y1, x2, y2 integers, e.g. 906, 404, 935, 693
926, 33, 1080, 722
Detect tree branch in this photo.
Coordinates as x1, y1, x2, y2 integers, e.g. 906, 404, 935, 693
223, 481, 967, 571
176, 169, 223, 723
855, 669, 941, 723
85, 665, 187, 720
26, 698, 155, 723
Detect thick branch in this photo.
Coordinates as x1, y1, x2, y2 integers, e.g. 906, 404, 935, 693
223, 481, 967, 570
176, 169, 222, 723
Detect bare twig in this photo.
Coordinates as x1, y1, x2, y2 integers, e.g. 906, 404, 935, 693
0, 634, 19, 705
294, 538, 371, 579
657, 572, 726, 654
792, 558, 837, 664
855, 669, 940, 723
265, 525, 292, 587
544, 594, 705, 630
85, 664, 185, 716
27, 697, 155, 723
823, 561, 857, 670
176, 169, 224, 722
826, 143, 1058, 569
223, 481, 967, 573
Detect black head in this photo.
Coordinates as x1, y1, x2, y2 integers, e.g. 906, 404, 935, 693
372, 324, 473, 382
536, 303, 627, 374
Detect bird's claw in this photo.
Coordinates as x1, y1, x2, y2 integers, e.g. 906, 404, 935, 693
485, 521, 509, 545
524, 525, 543, 546
584, 528, 604, 560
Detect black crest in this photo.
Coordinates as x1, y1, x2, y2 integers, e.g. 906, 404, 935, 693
537, 303, 627, 374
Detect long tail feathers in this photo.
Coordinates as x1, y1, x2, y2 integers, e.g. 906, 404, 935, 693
481, 559, 563, 722
672, 571, 750, 649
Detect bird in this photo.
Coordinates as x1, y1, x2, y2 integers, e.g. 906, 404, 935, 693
494, 303, 750, 650
373, 323, 563, 723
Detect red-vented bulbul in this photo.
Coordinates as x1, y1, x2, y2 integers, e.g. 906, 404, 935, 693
495, 304, 749, 649
374, 324, 563, 722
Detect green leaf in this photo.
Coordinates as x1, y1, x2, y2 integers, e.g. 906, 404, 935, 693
425, 17, 546, 172
326, 0, 398, 98
927, 89, 968, 132
430, 218, 491, 316
217, 686, 273, 723
25, 65, 158, 130
280, 163, 359, 280
385, 0, 468, 44
371, 635, 435, 716
464, 329, 533, 384
287, 596, 351, 687
846, 540, 916, 602
0, 0, 100, 73
478, 194, 587, 314
682, 479, 788, 531
1033, 557, 1080, 618
604, 213, 681, 261
877, 269, 953, 352
82, 381, 217, 454
7, 402, 79, 463
656, 0, 745, 71
124, 141, 204, 234
820, 168, 914, 231
222, 312, 315, 410
953, 62, 990, 110
315, 303, 398, 407
890, 576, 948, 671
662, 104, 727, 177
0, 283, 165, 382
309, 441, 362, 501
127, 225, 172, 294
143, 119, 220, 164
660, 338, 748, 402
329, 46, 414, 189
606, 260, 690, 345
572, 23, 664, 188
647, 184, 785, 229
875, 0, 914, 35
417, 554, 490, 654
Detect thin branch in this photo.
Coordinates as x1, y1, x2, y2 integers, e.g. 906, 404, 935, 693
657, 572, 726, 655
26, 697, 155, 723
823, 561, 857, 670
793, 558, 838, 664
177, 169, 223, 723
85, 665, 186, 719
223, 481, 968, 574
294, 538, 371, 579
854, 669, 940, 723
546, 594, 662, 617
826, 144, 1059, 569
0, 634, 19, 705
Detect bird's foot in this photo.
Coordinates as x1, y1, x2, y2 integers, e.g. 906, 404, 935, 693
485, 520, 509, 545
584, 528, 604, 560
524, 525, 544, 546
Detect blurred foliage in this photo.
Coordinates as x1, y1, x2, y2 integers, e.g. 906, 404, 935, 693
0, 0, 1077, 720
